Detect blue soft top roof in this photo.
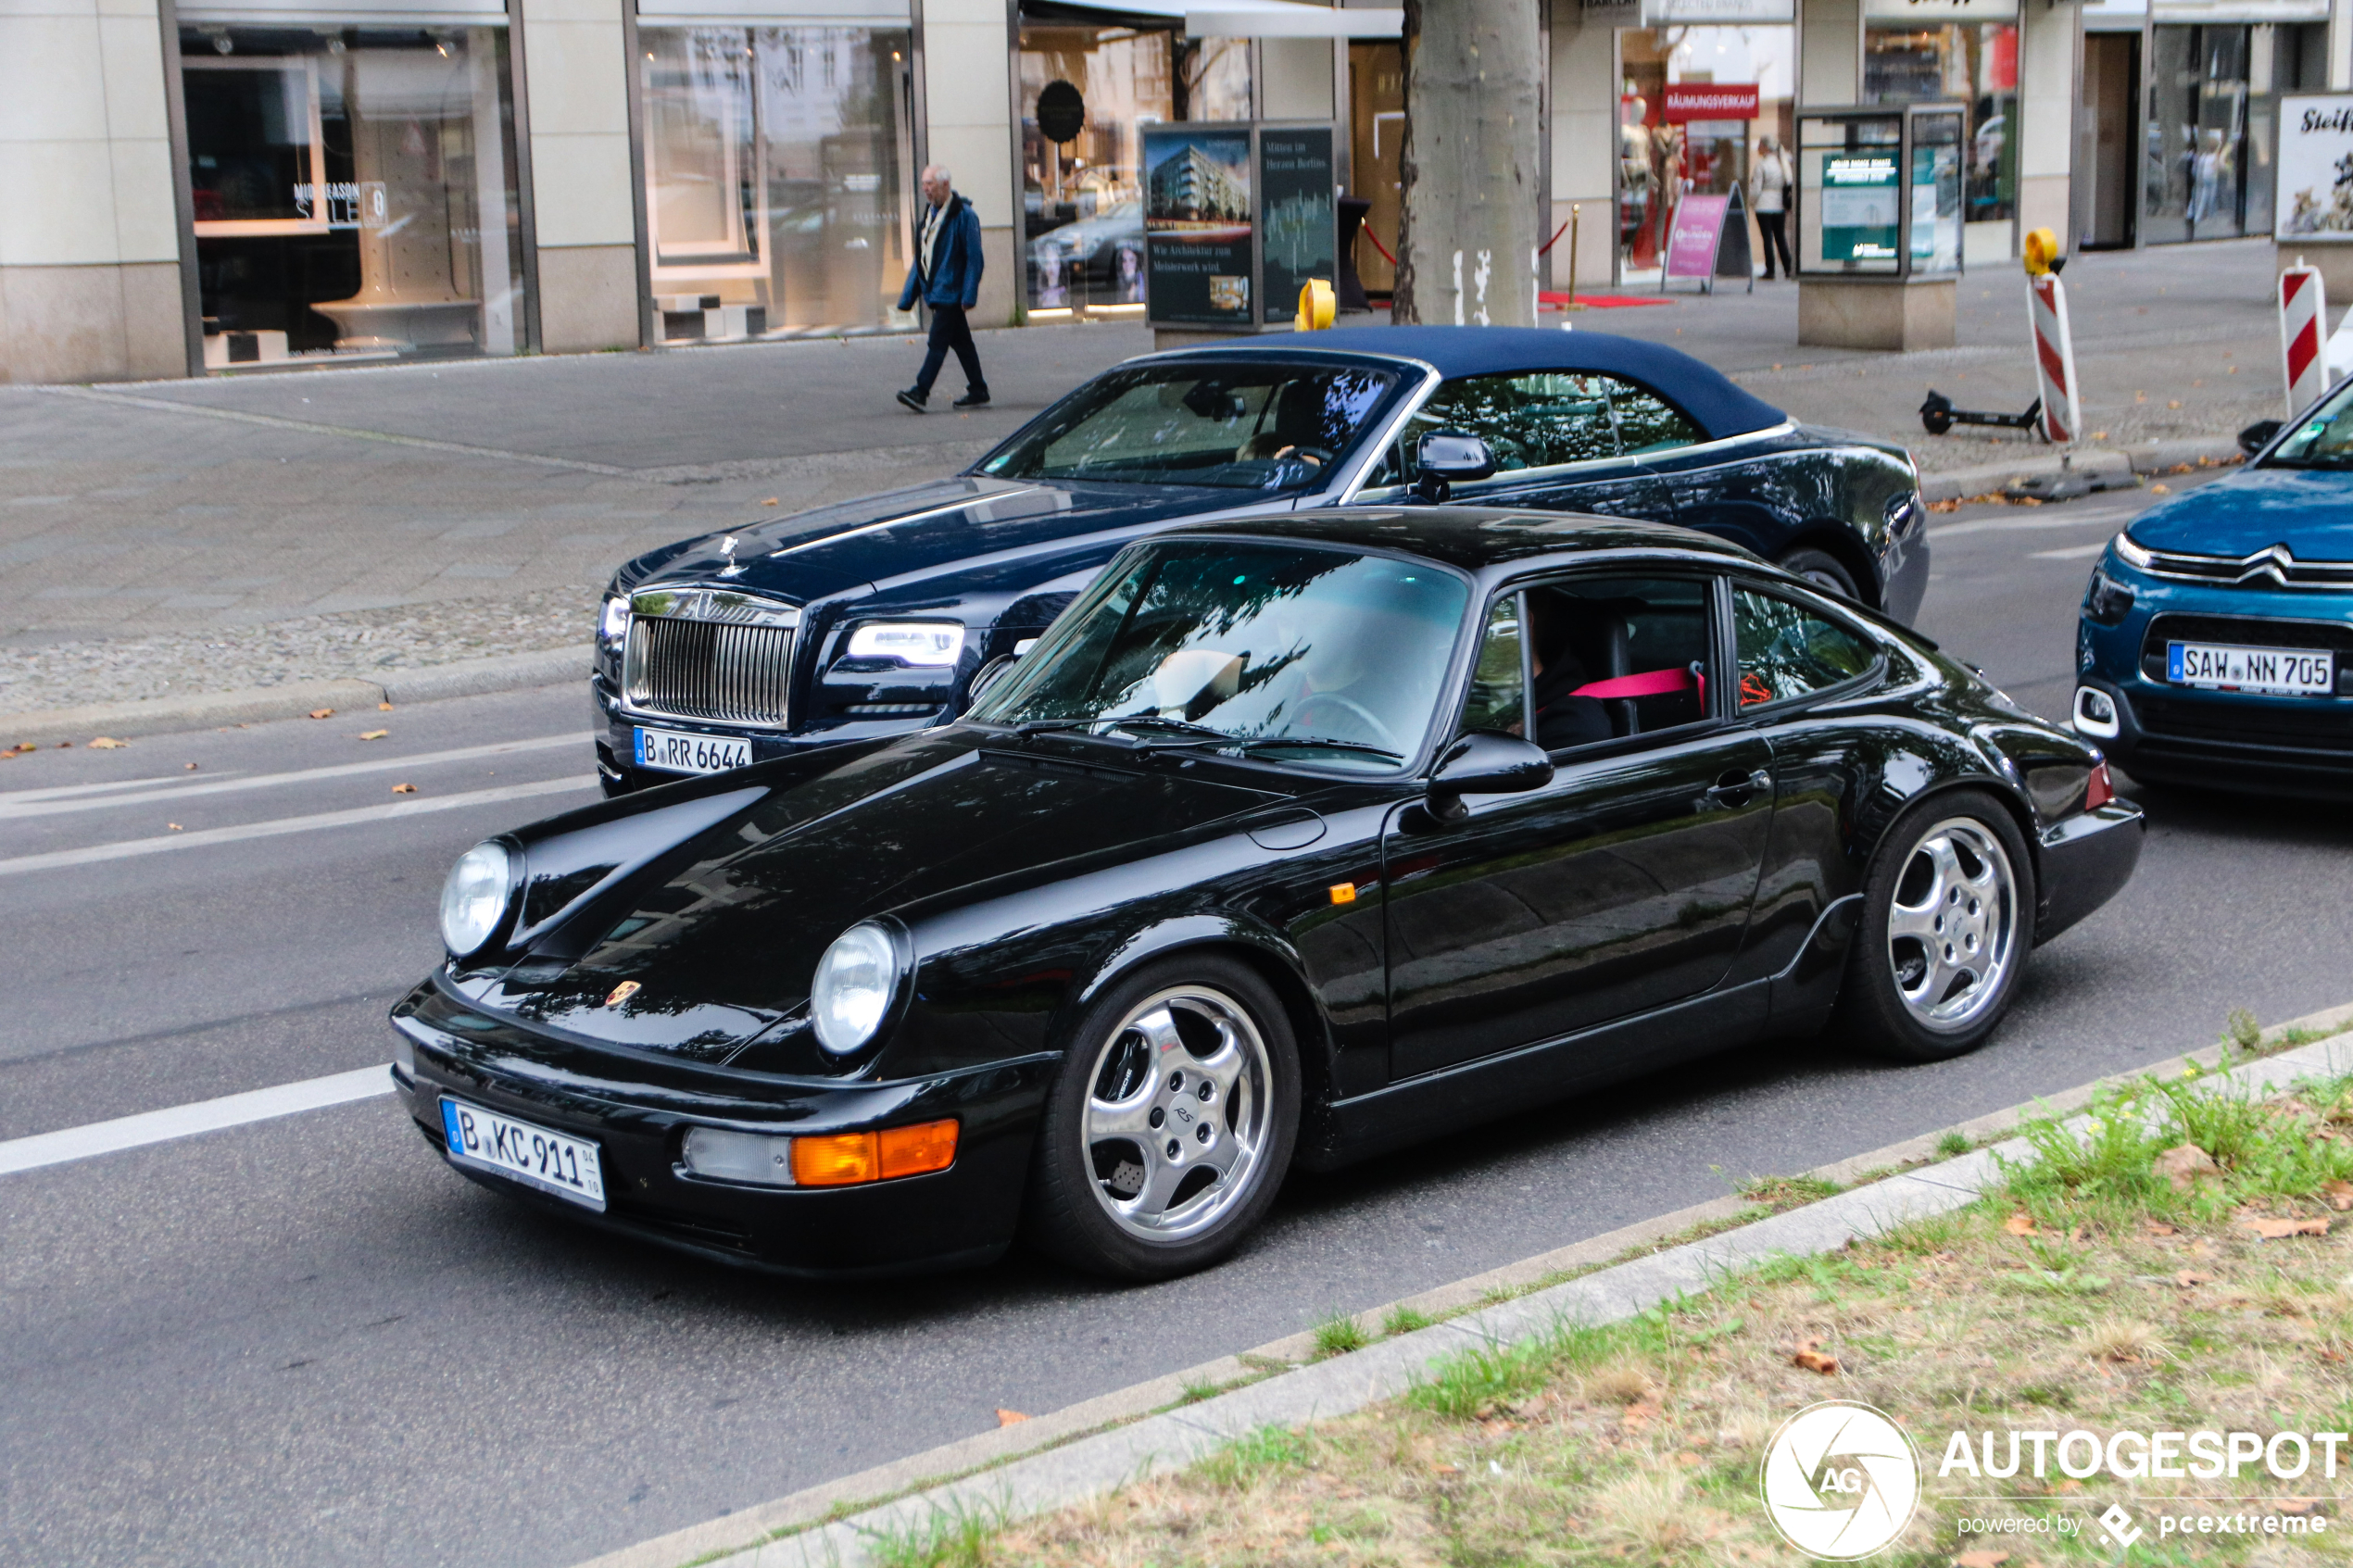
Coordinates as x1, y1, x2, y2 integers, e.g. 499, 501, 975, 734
1218, 325, 1788, 444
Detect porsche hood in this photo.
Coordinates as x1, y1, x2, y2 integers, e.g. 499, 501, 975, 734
467, 734, 1283, 1055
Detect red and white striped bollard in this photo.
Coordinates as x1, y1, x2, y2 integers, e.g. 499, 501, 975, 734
2280, 260, 2328, 417
2027, 271, 2082, 445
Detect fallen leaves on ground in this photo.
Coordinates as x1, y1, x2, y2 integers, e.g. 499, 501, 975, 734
308, 709, 334, 720
1790, 1339, 1840, 1375
359, 730, 388, 741
2175, 1271, 2215, 1288
2145, 1220, 2177, 1236
391, 783, 418, 795
379, 702, 393, 711
2148, 483, 2171, 495
996, 1409, 1029, 1427
183, 762, 198, 771
2244, 1216, 2330, 1240
2153, 1144, 2219, 1192
2322, 1179, 2353, 1211
88, 736, 126, 749
2004, 1212, 2039, 1236
167, 823, 183, 831
1953, 1549, 2010, 1568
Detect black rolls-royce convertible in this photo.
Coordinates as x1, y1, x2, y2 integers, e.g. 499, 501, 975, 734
396, 509, 2135, 1282
592, 326, 1927, 796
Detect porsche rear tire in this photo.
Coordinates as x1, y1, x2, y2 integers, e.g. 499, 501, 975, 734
1833, 789, 2033, 1063
1025, 955, 1299, 1281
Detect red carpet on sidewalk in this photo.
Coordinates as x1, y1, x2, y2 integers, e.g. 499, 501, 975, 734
1539, 292, 1674, 308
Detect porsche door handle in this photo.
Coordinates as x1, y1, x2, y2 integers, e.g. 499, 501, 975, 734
1702, 767, 1771, 809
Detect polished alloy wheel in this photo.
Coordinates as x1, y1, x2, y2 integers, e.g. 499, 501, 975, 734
1081, 985, 1272, 1242
1884, 816, 2018, 1031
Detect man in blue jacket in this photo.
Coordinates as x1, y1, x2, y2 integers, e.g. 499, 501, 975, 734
897, 165, 988, 411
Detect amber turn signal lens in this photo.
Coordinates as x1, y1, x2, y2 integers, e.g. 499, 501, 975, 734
789, 1120, 960, 1186
1329, 882, 1356, 905
879, 1118, 960, 1179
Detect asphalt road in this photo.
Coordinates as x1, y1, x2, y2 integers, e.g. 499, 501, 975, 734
7, 470, 2352, 1568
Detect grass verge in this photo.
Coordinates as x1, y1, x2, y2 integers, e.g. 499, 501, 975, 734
900, 1062, 2353, 1565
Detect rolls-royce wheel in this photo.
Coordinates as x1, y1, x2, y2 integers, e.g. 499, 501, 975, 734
1776, 546, 1862, 602
1833, 789, 2033, 1062
1026, 955, 1299, 1281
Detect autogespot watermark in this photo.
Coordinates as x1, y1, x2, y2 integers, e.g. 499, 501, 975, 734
1761, 1404, 2337, 1559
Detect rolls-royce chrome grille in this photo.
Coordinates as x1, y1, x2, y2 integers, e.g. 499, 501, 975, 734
623, 588, 799, 728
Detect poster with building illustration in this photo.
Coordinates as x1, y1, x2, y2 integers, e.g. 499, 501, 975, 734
1258, 127, 1335, 323
2276, 95, 2353, 240
1143, 126, 1253, 325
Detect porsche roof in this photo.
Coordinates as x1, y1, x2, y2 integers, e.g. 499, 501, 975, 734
1150, 324, 1789, 445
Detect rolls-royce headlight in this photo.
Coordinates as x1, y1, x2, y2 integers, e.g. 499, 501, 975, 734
847, 621, 965, 666
598, 594, 632, 646
812, 921, 902, 1054
439, 840, 514, 957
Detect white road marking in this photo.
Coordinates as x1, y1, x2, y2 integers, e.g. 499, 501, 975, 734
0, 1065, 394, 1176
0, 773, 597, 877
2031, 541, 2113, 560
0, 771, 249, 804
1930, 507, 2133, 541
0, 732, 591, 821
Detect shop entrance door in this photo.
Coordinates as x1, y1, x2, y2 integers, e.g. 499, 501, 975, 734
2081, 32, 2137, 248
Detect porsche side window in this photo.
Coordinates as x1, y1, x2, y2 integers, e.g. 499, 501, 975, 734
1603, 379, 1705, 456
1375, 371, 1621, 482
1459, 595, 1529, 736
1523, 577, 1713, 751
1734, 589, 1877, 708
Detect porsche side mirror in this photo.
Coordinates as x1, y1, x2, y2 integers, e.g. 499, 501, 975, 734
1415, 432, 1496, 502
2238, 419, 2283, 458
1426, 731, 1554, 822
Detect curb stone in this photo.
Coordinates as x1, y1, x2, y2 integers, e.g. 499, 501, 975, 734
0, 646, 585, 747
574, 998, 2353, 1568
1917, 433, 2241, 502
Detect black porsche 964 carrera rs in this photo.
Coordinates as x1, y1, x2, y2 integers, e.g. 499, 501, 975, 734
396, 509, 2137, 1282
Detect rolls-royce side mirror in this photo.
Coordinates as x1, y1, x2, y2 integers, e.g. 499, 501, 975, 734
2239, 419, 2283, 458
1426, 731, 1553, 822
1415, 432, 1497, 502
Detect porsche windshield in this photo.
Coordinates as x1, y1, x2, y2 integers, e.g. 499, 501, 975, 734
974, 362, 1403, 491
968, 541, 1468, 771
2270, 382, 2353, 467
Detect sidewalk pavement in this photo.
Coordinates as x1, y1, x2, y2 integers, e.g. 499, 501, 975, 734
0, 239, 2289, 733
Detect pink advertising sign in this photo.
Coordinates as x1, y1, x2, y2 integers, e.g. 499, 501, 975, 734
1665, 194, 1730, 280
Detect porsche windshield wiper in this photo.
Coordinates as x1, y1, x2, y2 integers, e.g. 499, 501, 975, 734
1004, 716, 1235, 745
1227, 735, 1403, 763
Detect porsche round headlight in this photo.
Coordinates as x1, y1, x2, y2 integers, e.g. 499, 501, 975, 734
812, 921, 901, 1055
439, 840, 514, 957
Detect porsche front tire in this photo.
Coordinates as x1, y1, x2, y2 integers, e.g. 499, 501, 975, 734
1025, 955, 1299, 1281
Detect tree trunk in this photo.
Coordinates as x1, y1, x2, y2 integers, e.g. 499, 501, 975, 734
1394, 0, 1542, 327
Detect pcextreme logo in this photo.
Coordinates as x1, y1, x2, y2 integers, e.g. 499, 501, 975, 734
1760, 1401, 1922, 1561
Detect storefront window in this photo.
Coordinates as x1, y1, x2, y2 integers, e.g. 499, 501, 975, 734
1019, 25, 1250, 314
2144, 21, 2322, 245
1616, 24, 1793, 281
1348, 41, 1403, 296
639, 26, 914, 342
1863, 0, 2016, 263
182, 25, 523, 369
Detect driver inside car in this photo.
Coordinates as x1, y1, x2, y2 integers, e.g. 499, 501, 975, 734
1525, 594, 1615, 751
1234, 380, 1334, 467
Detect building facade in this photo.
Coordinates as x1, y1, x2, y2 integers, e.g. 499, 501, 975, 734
6, 0, 2349, 383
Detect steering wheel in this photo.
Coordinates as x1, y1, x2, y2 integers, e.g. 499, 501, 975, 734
1290, 693, 1401, 751
1274, 445, 1333, 468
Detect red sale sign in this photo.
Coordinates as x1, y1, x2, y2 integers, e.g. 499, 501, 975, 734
1662, 83, 1760, 123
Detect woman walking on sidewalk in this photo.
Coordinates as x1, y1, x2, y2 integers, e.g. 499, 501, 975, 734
1751, 136, 1794, 281
897, 165, 988, 412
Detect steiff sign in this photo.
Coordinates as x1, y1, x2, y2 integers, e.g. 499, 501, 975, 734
2276, 95, 2353, 240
